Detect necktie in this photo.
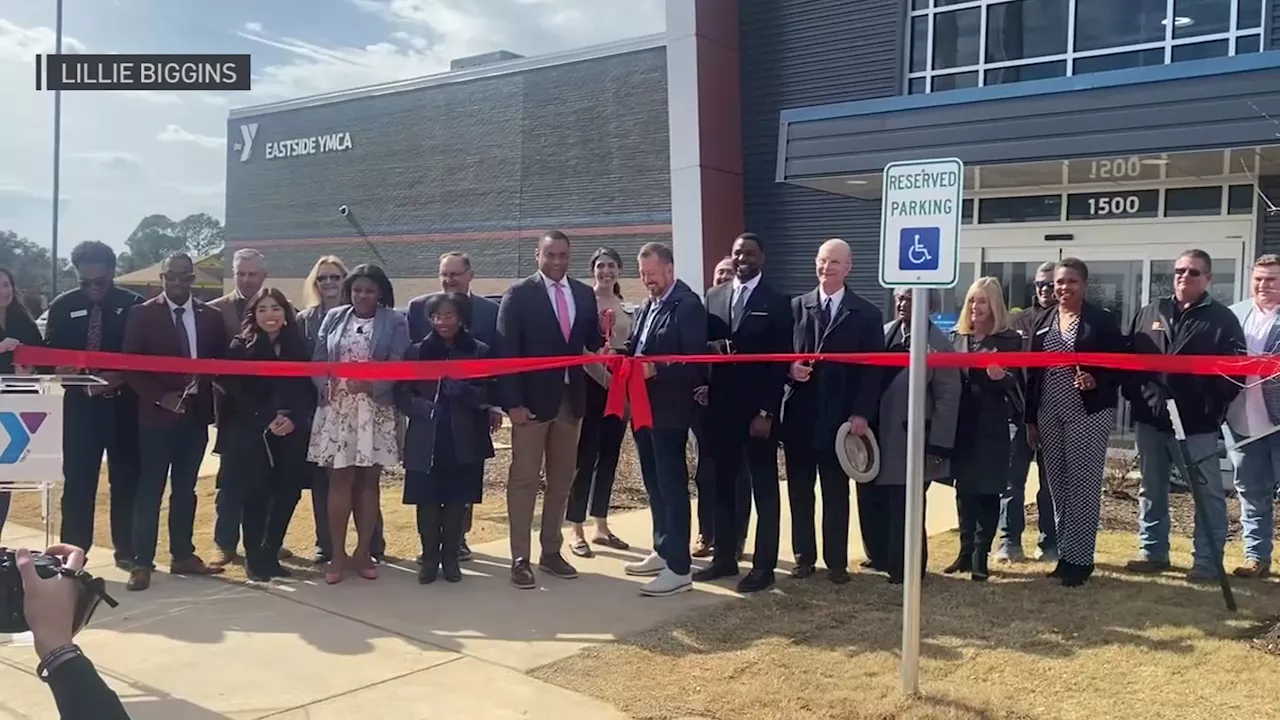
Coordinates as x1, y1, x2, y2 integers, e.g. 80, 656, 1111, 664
819, 297, 832, 339
731, 285, 749, 332
173, 307, 192, 358
85, 304, 103, 352
553, 282, 571, 342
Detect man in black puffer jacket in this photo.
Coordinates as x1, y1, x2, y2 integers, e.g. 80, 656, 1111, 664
1123, 249, 1246, 583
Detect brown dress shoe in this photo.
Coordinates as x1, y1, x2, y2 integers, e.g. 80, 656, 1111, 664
277, 547, 294, 561
170, 555, 225, 575
511, 559, 536, 589
1232, 559, 1271, 578
127, 568, 152, 591
691, 537, 713, 558
538, 553, 579, 579
209, 547, 236, 567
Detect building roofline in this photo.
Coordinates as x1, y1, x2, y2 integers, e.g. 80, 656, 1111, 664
229, 32, 666, 119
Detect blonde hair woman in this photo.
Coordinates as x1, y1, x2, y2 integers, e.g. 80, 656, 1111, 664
945, 276, 1024, 581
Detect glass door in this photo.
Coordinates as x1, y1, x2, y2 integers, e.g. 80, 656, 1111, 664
931, 248, 980, 332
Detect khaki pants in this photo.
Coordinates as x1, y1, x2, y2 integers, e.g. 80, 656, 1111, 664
507, 396, 582, 562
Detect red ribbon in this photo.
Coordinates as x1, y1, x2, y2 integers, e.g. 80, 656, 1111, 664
15, 345, 1270, 431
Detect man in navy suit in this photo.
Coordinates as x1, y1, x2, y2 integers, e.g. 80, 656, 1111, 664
406, 251, 501, 561
693, 232, 793, 593
495, 230, 604, 589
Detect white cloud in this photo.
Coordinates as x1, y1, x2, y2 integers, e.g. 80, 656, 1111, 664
118, 89, 184, 105
156, 124, 224, 149
70, 150, 144, 166
0, 17, 87, 60
244, 21, 263, 33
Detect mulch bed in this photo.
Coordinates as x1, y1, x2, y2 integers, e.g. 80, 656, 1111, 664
1251, 618, 1280, 657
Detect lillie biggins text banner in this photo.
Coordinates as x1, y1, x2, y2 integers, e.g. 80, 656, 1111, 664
13, 346, 1270, 430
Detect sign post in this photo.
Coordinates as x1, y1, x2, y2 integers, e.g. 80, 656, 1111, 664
879, 158, 964, 696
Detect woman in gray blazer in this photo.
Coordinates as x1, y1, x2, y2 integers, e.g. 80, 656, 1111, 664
306, 264, 410, 584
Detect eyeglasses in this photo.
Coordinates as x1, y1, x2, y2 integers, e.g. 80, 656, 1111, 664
1173, 267, 1204, 278
162, 272, 196, 283
78, 277, 109, 289
317, 274, 344, 282
1034, 280, 1054, 290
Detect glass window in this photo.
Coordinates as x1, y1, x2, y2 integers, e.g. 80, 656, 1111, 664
1164, 186, 1224, 217
932, 71, 979, 91
985, 60, 1067, 85
1235, 33, 1261, 54
912, 0, 931, 10
910, 15, 929, 73
1074, 0, 1168, 52
1172, 39, 1229, 62
1228, 184, 1255, 214
1238, 0, 1264, 29
1171, 0, 1232, 39
932, 7, 981, 69
1073, 48, 1165, 75
909, 77, 928, 95
985, 0, 1069, 62
962, 198, 975, 223
977, 195, 1063, 224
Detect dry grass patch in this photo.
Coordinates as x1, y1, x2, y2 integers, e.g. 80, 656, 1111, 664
532, 530, 1280, 720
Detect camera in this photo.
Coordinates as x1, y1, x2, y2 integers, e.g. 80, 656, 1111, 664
338, 205, 349, 216
0, 549, 117, 635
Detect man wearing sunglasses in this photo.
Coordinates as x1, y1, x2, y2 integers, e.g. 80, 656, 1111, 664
44, 241, 144, 571
999, 261, 1060, 564
1124, 249, 1246, 583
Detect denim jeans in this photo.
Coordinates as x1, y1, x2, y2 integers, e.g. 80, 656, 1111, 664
634, 426, 692, 575
1224, 425, 1280, 565
1135, 423, 1228, 571
998, 423, 1058, 555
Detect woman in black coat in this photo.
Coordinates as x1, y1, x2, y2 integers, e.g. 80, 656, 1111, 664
217, 288, 314, 581
947, 277, 1025, 581
0, 266, 43, 537
396, 293, 495, 585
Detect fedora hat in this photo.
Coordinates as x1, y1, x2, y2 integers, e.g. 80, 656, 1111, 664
835, 422, 880, 483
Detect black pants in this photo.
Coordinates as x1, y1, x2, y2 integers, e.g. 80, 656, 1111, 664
567, 380, 626, 523
242, 482, 302, 568
856, 482, 930, 582
213, 484, 243, 552
712, 424, 779, 572
417, 503, 466, 568
956, 492, 1000, 563
784, 442, 850, 572
131, 414, 207, 570
692, 417, 751, 546
59, 392, 138, 562
635, 426, 693, 575
312, 465, 385, 557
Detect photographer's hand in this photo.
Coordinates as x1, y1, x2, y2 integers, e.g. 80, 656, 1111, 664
16, 544, 83, 658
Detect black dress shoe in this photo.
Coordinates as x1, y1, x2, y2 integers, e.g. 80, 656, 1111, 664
791, 563, 816, 579
692, 563, 739, 582
736, 569, 775, 593
418, 564, 438, 584
859, 559, 885, 573
828, 568, 851, 584
943, 555, 972, 575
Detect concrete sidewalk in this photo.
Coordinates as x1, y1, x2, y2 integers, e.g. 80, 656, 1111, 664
0, 482, 967, 719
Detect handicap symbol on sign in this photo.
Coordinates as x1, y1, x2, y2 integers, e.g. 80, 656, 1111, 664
898, 227, 941, 272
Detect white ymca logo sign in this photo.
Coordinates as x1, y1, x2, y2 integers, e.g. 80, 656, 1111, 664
231, 123, 353, 163
233, 123, 257, 163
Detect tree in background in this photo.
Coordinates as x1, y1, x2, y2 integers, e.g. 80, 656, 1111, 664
118, 212, 225, 272
0, 229, 76, 297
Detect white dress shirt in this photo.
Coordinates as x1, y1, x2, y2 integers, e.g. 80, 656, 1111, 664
1228, 304, 1278, 437
540, 272, 577, 330
819, 286, 845, 314
164, 294, 198, 359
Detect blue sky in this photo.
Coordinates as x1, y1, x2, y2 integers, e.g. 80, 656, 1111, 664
0, 0, 665, 254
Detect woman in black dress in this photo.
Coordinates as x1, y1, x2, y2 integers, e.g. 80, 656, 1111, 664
397, 293, 495, 584
217, 288, 314, 581
946, 277, 1024, 581
0, 266, 44, 537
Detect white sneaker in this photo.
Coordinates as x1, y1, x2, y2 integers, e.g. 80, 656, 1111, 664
624, 552, 666, 577
639, 568, 692, 597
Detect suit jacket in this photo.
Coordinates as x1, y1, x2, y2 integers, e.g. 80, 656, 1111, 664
1027, 301, 1125, 423
780, 287, 884, 449
122, 295, 227, 427
207, 291, 248, 340
874, 320, 962, 486
408, 291, 499, 346
311, 305, 411, 407
626, 280, 707, 429
494, 274, 603, 420
703, 275, 792, 423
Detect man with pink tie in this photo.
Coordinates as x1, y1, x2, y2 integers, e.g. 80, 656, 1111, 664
495, 231, 604, 589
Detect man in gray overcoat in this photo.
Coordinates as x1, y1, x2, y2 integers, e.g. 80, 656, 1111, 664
857, 288, 962, 584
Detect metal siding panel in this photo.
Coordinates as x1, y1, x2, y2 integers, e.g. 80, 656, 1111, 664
223, 48, 670, 279
741, 0, 905, 307
1271, 0, 1279, 49
783, 66, 1280, 178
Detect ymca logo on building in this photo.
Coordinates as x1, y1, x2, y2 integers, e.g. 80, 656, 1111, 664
231, 122, 353, 163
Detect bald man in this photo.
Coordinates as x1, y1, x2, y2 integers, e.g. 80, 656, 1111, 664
780, 239, 885, 582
